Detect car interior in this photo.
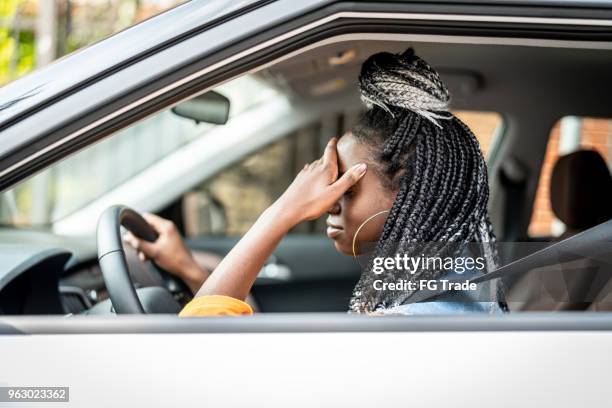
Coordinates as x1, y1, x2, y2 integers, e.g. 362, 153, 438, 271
1, 36, 612, 316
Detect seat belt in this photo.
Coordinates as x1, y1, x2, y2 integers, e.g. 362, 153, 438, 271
407, 219, 612, 304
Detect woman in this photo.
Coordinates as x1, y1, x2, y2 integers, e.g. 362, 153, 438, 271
125, 48, 505, 316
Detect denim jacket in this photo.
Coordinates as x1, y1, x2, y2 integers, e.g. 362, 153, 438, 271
379, 252, 505, 315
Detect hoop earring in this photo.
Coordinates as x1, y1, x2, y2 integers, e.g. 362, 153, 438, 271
352, 210, 390, 259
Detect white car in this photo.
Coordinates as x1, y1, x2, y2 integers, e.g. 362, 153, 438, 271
0, 0, 611, 406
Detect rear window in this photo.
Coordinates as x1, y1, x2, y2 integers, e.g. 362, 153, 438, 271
528, 116, 612, 237
453, 111, 503, 160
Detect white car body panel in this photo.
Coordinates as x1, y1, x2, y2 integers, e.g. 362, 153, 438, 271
0, 329, 609, 407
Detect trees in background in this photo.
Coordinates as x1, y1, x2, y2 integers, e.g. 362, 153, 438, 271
1, 0, 36, 84
0, 0, 182, 85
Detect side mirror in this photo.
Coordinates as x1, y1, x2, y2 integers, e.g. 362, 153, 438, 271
171, 91, 230, 125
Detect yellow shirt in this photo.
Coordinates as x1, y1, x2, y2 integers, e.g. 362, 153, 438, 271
178, 295, 253, 317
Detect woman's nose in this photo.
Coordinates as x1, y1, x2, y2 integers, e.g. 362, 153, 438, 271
327, 201, 341, 215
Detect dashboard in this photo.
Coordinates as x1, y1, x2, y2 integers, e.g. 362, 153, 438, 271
0, 228, 165, 315
0, 246, 73, 315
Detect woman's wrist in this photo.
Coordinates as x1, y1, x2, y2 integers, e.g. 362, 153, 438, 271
267, 198, 304, 229
179, 259, 208, 294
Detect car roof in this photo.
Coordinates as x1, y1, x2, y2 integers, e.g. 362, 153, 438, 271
261, 37, 612, 117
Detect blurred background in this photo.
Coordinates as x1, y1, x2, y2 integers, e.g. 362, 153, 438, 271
0, 0, 184, 85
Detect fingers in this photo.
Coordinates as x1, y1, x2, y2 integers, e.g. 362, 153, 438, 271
328, 163, 367, 195
123, 231, 139, 250
122, 233, 150, 261
122, 230, 158, 260
303, 138, 338, 170
142, 212, 169, 232
322, 137, 338, 167
304, 161, 317, 171
300, 138, 339, 180
322, 138, 339, 181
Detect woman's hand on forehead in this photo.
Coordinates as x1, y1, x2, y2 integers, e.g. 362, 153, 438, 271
274, 138, 368, 223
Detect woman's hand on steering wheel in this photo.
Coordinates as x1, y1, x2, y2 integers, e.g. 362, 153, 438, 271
123, 213, 207, 293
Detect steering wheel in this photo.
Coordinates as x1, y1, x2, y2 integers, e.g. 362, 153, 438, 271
96, 205, 190, 314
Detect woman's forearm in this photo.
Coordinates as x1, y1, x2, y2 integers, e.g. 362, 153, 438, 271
192, 137, 366, 301
195, 202, 298, 300
180, 262, 210, 294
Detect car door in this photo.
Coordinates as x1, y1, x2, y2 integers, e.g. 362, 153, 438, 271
2, 0, 612, 316
1, 313, 611, 407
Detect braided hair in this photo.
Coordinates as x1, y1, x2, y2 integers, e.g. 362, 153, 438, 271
347, 48, 502, 313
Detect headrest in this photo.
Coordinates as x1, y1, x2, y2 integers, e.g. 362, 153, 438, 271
550, 150, 612, 229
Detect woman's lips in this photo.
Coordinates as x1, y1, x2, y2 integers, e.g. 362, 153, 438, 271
326, 224, 343, 239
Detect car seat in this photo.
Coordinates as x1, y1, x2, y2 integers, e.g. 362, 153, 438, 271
550, 150, 612, 239
507, 150, 612, 311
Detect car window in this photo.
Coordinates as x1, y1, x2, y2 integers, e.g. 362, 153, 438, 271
528, 116, 612, 237
183, 110, 503, 237
183, 120, 328, 237
453, 111, 503, 161
0, 75, 279, 227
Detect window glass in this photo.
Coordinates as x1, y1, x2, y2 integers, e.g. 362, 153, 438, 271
1, 0, 193, 86
184, 110, 503, 237
0, 75, 279, 227
453, 111, 503, 160
184, 122, 327, 237
528, 116, 612, 237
